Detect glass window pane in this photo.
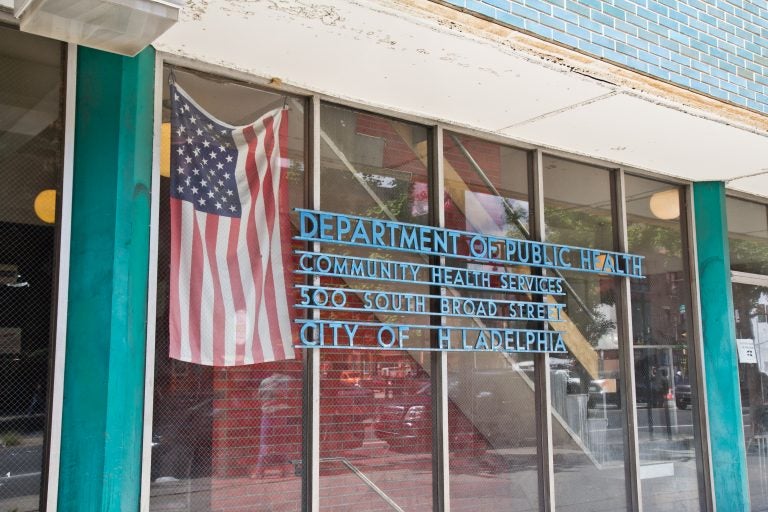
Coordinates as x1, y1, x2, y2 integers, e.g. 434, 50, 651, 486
727, 197, 768, 275
733, 282, 768, 511
543, 156, 628, 510
626, 175, 703, 512
318, 104, 433, 511
0, 27, 64, 512
442, 131, 539, 511
150, 68, 305, 511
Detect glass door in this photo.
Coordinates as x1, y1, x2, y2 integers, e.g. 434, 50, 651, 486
733, 279, 768, 511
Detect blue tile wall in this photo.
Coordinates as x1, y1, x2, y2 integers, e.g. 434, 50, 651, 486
440, 0, 768, 113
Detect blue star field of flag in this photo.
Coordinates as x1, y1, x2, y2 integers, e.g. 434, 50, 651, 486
170, 84, 243, 218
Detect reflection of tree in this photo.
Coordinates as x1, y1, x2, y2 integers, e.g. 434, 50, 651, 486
584, 307, 616, 346
731, 239, 768, 275
544, 207, 612, 249
627, 223, 682, 262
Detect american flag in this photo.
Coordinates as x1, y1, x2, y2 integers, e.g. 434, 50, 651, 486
169, 83, 295, 366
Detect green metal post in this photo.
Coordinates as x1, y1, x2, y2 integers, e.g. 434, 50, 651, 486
693, 181, 749, 511
58, 46, 155, 511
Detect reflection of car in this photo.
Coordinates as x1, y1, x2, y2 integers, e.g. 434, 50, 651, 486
675, 384, 691, 409
373, 381, 483, 453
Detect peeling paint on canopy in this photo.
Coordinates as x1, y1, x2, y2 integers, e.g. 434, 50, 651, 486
154, 0, 768, 197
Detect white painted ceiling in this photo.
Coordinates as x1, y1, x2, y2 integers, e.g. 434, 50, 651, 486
154, 0, 768, 197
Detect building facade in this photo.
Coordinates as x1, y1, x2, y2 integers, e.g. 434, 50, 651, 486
0, 0, 767, 511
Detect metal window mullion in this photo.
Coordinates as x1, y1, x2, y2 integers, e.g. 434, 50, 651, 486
302, 95, 321, 512
682, 184, 716, 512
430, 124, 450, 512
613, 168, 642, 512
46, 42, 78, 512
532, 149, 555, 512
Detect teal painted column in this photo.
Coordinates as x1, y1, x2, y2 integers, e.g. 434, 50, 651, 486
58, 46, 155, 511
693, 181, 749, 511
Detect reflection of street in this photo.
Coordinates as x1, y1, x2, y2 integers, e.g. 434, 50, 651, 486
0, 441, 43, 510
150, 420, 538, 512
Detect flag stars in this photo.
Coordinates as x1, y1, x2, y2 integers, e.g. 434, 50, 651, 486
216, 163, 224, 170
218, 179, 224, 187
177, 166, 185, 175
196, 128, 203, 136
223, 172, 230, 179
201, 179, 208, 187
191, 186, 199, 195
219, 145, 226, 153
177, 185, 184, 193
185, 177, 191, 186
192, 168, 200, 175
215, 202, 222, 209
202, 140, 210, 148
176, 147, 185, 155
225, 155, 233, 163
185, 156, 192, 164
190, 115, 197, 124
207, 123, 213, 130
226, 189, 234, 196
186, 137, 193, 144
198, 198, 206, 206
207, 191, 214, 198
209, 151, 217, 159
229, 205, 236, 212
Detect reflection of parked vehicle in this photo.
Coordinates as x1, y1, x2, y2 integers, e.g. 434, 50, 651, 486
587, 378, 678, 409
675, 384, 691, 409
373, 381, 483, 453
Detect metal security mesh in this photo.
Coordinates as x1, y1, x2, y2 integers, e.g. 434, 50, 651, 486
442, 132, 539, 511
149, 67, 305, 512
317, 105, 435, 511
0, 27, 64, 512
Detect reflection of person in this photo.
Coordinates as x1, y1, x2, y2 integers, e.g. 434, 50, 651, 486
25, 384, 43, 416
648, 367, 672, 440
252, 374, 293, 478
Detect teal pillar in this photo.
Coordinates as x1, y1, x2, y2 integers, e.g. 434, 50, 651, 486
693, 181, 749, 511
58, 46, 155, 511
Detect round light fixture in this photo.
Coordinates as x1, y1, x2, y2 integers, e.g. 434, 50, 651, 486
649, 189, 680, 220
34, 189, 56, 224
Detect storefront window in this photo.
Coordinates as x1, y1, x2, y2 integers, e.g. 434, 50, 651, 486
626, 176, 703, 511
318, 104, 433, 510
728, 196, 768, 510
149, 68, 306, 510
442, 132, 539, 510
543, 157, 628, 510
0, 27, 65, 512
147, 66, 713, 510
727, 197, 768, 276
